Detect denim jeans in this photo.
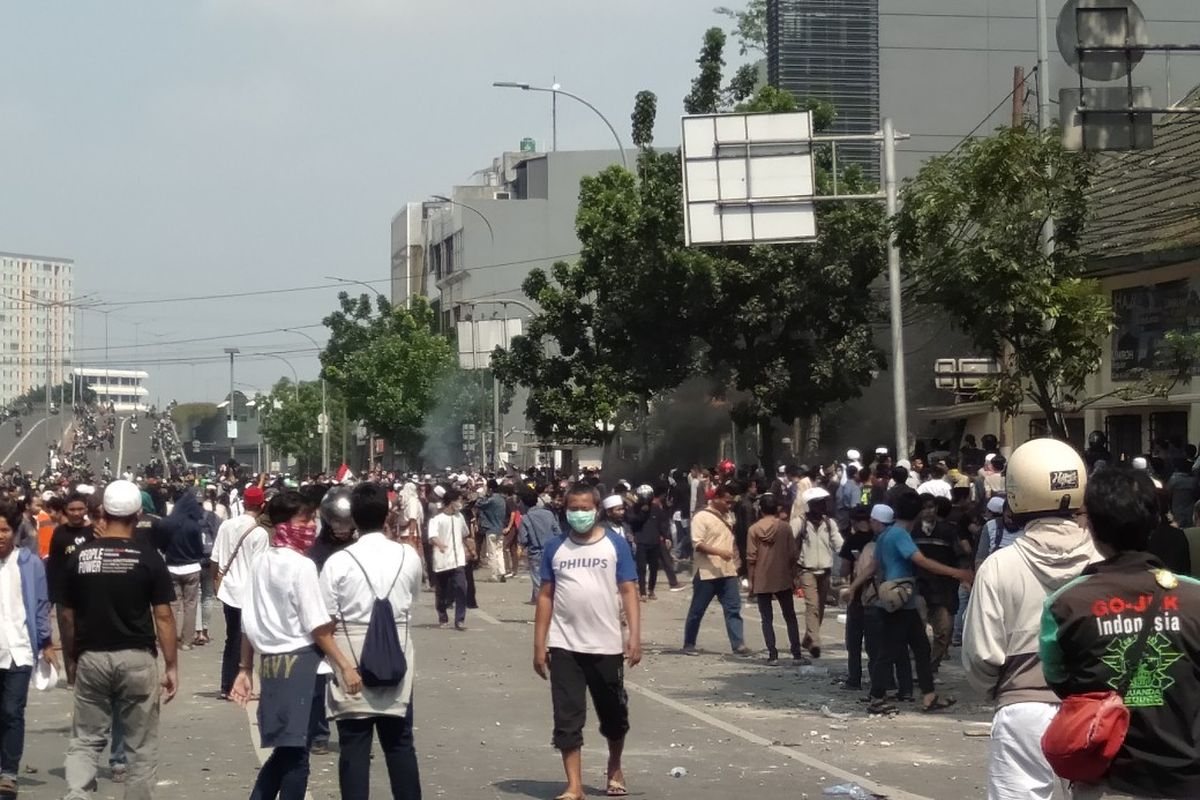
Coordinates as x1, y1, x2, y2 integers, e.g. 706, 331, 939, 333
527, 551, 543, 601
683, 575, 745, 651
0, 665, 31, 777
250, 746, 309, 800
844, 601, 866, 688
674, 521, 693, 560
64, 650, 160, 800
336, 707, 420, 800
953, 584, 970, 643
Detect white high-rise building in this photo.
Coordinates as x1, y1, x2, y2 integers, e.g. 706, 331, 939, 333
0, 251, 75, 404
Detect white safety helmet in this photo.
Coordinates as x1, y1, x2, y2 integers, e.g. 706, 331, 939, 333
1006, 438, 1087, 515
635, 484, 654, 501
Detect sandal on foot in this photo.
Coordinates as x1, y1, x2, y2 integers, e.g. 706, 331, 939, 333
867, 699, 896, 715
606, 778, 629, 797
554, 794, 585, 800
923, 694, 956, 712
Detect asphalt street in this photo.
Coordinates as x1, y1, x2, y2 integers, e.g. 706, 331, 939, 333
21, 574, 997, 800
0, 406, 73, 473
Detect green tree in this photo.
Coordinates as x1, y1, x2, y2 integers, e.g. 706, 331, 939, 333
715, 0, 767, 54
321, 294, 455, 461
894, 125, 1109, 438
257, 377, 352, 475
496, 28, 887, 466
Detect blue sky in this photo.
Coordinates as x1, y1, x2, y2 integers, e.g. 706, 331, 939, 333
0, 0, 732, 403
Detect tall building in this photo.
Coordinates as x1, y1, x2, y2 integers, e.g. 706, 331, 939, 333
767, 0, 881, 179
390, 147, 627, 465
0, 252, 75, 404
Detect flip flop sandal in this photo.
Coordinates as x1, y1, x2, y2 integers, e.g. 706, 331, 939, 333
867, 699, 896, 715
923, 695, 957, 712
606, 778, 629, 797
554, 794, 585, 800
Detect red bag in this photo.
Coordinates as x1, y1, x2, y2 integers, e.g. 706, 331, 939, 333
1040, 691, 1130, 783
1041, 585, 1162, 783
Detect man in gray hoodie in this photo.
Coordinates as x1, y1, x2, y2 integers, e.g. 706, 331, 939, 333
962, 438, 1098, 800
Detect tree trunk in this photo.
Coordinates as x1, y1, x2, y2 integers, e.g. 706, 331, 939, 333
759, 417, 776, 470
1031, 379, 1069, 440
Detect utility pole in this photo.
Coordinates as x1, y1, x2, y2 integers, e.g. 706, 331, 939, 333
224, 347, 239, 460
883, 118, 909, 460
1012, 66, 1026, 127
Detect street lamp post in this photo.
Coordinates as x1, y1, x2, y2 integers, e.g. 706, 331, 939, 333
224, 347, 239, 460
459, 298, 535, 470
285, 328, 329, 474
492, 81, 628, 169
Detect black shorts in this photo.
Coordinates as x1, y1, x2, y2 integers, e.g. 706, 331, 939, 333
549, 648, 629, 751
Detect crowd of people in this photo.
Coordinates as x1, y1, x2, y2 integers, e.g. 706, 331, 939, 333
0, 416, 1198, 799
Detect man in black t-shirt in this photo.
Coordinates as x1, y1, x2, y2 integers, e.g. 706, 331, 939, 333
44, 492, 93, 686
837, 505, 875, 690
61, 480, 177, 800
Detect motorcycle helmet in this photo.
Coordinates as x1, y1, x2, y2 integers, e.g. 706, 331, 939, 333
1006, 438, 1087, 515
319, 486, 355, 536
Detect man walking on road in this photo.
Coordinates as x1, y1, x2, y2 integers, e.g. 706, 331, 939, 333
517, 486, 560, 604
45, 492, 92, 686
683, 483, 751, 656
320, 482, 423, 799
429, 489, 472, 630
61, 480, 178, 800
534, 482, 641, 800
210, 485, 267, 700
476, 480, 508, 583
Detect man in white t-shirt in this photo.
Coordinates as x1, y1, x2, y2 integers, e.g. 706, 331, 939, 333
232, 490, 360, 800
209, 486, 268, 699
534, 483, 640, 800
428, 489, 471, 630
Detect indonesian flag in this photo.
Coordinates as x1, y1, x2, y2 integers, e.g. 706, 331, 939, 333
336, 464, 355, 484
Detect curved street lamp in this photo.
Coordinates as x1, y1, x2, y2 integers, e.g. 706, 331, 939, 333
492, 81, 628, 169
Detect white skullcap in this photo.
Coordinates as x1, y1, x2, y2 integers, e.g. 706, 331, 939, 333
896, 459, 911, 470
601, 494, 624, 510
40, 490, 53, 502
433, 485, 446, 499
875, 446, 889, 455
777, 465, 787, 474
870, 504, 895, 524
802, 487, 830, 503
846, 449, 861, 461
986, 496, 1006, 515
75, 484, 95, 496
1132, 457, 1149, 470
102, 480, 141, 516
984, 453, 996, 464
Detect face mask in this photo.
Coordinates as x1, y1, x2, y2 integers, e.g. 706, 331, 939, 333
565, 510, 597, 534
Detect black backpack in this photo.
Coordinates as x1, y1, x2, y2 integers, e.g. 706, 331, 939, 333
339, 548, 408, 688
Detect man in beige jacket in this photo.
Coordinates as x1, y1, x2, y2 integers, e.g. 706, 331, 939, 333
791, 487, 843, 659
683, 484, 750, 655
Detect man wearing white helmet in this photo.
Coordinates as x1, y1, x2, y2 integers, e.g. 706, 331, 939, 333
790, 486, 842, 659
962, 438, 1099, 800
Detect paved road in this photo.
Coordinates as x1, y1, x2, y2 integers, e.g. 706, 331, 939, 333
0, 406, 73, 473
21, 575, 995, 799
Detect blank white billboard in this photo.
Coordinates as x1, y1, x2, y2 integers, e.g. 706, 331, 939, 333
457, 318, 523, 370
681, 111, 817, 246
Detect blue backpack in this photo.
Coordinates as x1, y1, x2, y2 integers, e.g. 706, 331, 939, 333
340, 549, 408, 688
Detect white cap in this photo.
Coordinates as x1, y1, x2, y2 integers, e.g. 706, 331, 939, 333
102, 480, 142, 517
896, 459, 911, 470
802, 487, 830, 503
875, 446, 889, 455
986, 496, 1006, 515
870, 504, 895, 524
601, 494, 624, 511
432, 485, 446, 499
777, 465, 787, 475
40, 490, 53, 502
75, 484, 95, 496
984, 453, 996, 464
1132, 457, 1149, 470
846, 449, 861, 462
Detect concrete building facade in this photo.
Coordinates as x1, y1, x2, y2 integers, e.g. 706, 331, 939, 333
391, 148, 626, 464
72, 368, 149, 413
0, 252, 75, 404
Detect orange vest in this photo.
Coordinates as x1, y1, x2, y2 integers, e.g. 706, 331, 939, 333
37, 511, 54, 559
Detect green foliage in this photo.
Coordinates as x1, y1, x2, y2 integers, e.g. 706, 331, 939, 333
321, 294, 455, 458
715, 0, 767, 55
684, 28, 727, 115
631, 90, 657, 149
257, 378, 350, 475
9, 380, 92, 408
496, 25, 888, 461
895, 124, 1106, 436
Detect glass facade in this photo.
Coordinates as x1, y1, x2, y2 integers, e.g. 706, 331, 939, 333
767, 0, 880, 181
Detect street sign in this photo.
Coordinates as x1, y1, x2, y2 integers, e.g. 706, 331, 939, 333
226, 421, 238, 439
191, 439, 200, 452
456, 318, 523, 370
680, 111, 817, 246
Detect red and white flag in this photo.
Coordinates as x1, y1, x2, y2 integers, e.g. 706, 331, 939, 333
335, 464, 355, 484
